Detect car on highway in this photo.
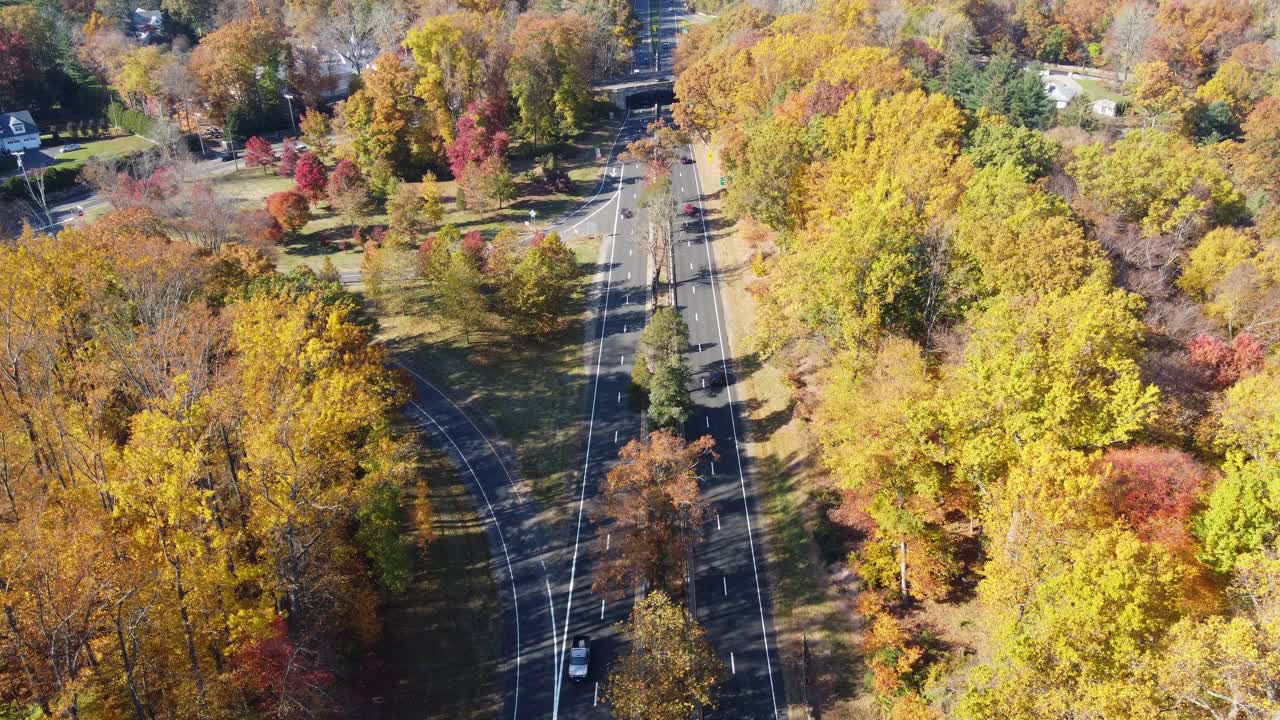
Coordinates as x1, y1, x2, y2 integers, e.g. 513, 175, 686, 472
59, 144, 82, 154
569, 636, 590, 681
707, 368, 726, 387
683, 202, 698, 216
621, 208, 633, 218
680, 155, 694, 164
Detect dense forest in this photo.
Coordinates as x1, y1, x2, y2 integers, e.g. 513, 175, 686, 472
674, 0, 1280, 717
0, 211, 426, 717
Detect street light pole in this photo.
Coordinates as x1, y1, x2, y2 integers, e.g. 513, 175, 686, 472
14, 151, 53, 228
283, 92, 297, 134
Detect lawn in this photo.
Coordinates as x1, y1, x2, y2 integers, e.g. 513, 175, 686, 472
1075, 76, 1130, 105
212, 113, 620, 283
371, 442, 502, 719
375, 230, 598, 511
45, 134, 153, 170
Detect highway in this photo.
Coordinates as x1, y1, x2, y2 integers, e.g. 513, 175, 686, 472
542, 0, 786, 713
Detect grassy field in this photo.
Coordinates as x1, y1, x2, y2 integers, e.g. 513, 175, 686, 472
691, 144, 872, 720
371, 443, 502, 719
375, 228, 598, 510
1075, 76, 1130, 105
45, 134, 153, 170
212, 115, 620, 282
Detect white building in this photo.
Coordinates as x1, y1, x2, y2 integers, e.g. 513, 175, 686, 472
0, 112, 41, 154
1092, 98, 1118, 117
1041, 73, 1083, 109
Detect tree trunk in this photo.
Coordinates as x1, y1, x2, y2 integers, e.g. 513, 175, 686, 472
113, 607, 148, 720
898, 535, 909, 606
158, 529, 208, 716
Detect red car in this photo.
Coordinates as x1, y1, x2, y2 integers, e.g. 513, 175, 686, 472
683, 203, 697, 216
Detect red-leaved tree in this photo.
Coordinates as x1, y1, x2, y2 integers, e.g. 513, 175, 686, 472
1186, 333, 1265, 388
461, 230, 486, 269
231, 617, 336, 720
266, 190, 311, 235
244, 136, 275, 171
293, 152, 328, 201
446, 98, 510, 180
278, 137, 299, 177
1100, 445, 1214, 541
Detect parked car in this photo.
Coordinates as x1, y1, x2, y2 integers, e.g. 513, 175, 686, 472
569, 636, 590, 681
59, 144, 82, 154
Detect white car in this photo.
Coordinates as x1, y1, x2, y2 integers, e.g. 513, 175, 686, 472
569, 636, 590, 681
59, 144, 82, 154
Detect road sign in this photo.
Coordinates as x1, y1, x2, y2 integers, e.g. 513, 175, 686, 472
719, 176, 726, 187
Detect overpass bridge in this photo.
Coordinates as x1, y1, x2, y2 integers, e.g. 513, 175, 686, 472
593, 72, 676, 109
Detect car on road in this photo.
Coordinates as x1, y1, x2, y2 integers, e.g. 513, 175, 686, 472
621, 208, 633, 218
680, 155, 694, 164
707, 368, 726, 387
569, 636, 590, 681
59, 144, 82, 154
683, 202, 698, 216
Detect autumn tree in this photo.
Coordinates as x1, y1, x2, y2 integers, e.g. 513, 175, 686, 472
461, 153, 516, 211
817, 337, 954, 603
189, 14, 287, 122
266, 190, 312, 235
592, 431, 716, 599
1129, 61, 1194, 128
446, 97, 510, 180
420, 171, 445, 226
1104, 1, 1157, 83
604, 590, 725, 720
328, 159, 372, 226
385, 180, 427, 248
437, 250, 487, 342
299, 109, 334, 162
1069, 129, 1244, 239
1239, 96, 1280, 198
337, 52, 438, 177
942, 278, 1159, 484
278, 137, 299, 177
244, 135, 275, 171
294, 152, 328, 202
1156, 549, 1280, 717
404, 11, 504, 142
499, 230, 580, 334
507, 12, 594, 147
0, 214, 418, 717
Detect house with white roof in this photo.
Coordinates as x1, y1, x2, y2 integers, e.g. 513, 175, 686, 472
0, 111, 41, 154
1041, 73, 1083, 109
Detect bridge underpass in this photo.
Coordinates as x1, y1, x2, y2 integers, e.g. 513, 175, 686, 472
593, 75, 676, 109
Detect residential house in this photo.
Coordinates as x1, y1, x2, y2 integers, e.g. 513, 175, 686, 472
0, 111, 41, 154
132, 8, 164, 43
1041, 73, 1083, 109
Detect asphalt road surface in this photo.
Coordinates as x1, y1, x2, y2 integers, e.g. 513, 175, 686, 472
541, 0, 786, 713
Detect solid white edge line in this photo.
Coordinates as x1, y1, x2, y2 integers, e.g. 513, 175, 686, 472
396, 363, 521, 495
558, 109, 633, 231
553, 156, 628, 720
691, 156, 782, 719
411, 402, 523, 720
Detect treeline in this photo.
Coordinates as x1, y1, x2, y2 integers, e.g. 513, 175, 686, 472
675, 0, 1280, 717
0, 210, 424, 718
